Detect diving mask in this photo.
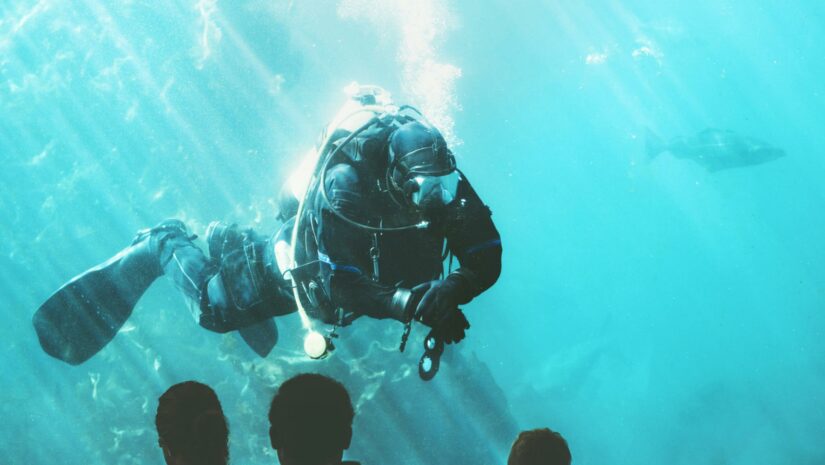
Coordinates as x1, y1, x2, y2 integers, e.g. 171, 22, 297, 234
406, 171, 460, 209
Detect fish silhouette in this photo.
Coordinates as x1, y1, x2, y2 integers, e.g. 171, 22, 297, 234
646, 128, 785, 172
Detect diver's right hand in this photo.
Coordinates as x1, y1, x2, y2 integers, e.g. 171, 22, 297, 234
437, 308, 470, 344
411, 279, 463, 327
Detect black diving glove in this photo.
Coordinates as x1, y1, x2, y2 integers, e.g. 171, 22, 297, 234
412, 280, 455, 326
412, 275, 469, 327
437, 308, 470, 344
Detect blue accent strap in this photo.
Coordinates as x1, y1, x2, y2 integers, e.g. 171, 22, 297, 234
463, 238, 502, 255
317, 251, 363, 275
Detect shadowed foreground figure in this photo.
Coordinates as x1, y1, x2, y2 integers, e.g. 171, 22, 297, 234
508, 428, 572, 465
156, 381, 229, 465
269, 373, 359, 465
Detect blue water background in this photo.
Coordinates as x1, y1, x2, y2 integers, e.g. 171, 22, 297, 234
1, 1, 824, 464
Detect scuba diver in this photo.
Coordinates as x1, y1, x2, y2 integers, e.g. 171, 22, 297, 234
33, 85, 502, 380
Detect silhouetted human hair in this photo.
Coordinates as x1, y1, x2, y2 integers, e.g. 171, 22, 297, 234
156, 381, 229, 465
508, 428, 571, 465
268, 373, 355, 465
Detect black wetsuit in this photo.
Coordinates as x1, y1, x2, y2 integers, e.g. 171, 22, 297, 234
316, 162, 502, 322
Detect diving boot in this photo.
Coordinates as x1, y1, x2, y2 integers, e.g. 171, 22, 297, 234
33, 219, 196, 365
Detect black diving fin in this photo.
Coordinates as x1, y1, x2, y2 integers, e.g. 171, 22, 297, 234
238, 318, 279, 357
32, 221, 187, 365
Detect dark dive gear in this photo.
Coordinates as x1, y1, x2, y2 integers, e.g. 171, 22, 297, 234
387, 121, 458, 210
238, 319, 279, 358
204, 221, 292, 356
316, 110, 432, 234
435, 308, 470, 345
33, 220, 198, 365
416, 308, 468, 380
282, 87, 501, 379
286, 96, 440, 359
202, 221, 295, 334
407, 171, 460, 209
32, 87, 501, 374
418, 329, 444, 381
34, 219, 293, 365
411, 275, 471, 328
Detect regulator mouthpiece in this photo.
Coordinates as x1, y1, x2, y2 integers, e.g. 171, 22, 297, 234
304, 331, 330, 359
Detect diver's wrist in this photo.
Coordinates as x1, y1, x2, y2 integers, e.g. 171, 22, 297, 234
388, 287, 415, 322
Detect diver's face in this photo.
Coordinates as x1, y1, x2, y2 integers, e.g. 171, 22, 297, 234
406, 171, 460, 212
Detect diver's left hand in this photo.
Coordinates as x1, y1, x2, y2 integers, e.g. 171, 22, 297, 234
412, 279, 463, 327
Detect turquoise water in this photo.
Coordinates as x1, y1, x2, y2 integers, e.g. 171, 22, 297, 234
2, 1, 824, 464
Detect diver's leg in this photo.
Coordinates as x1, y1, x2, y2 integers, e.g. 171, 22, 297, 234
195, 223, 297, 357
159, 232, 214, 306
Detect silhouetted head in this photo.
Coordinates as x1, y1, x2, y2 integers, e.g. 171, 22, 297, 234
387, 121, 459, 213
508, 428, 572, 465
268, 373, 355, 465
156, 381, 229, 465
